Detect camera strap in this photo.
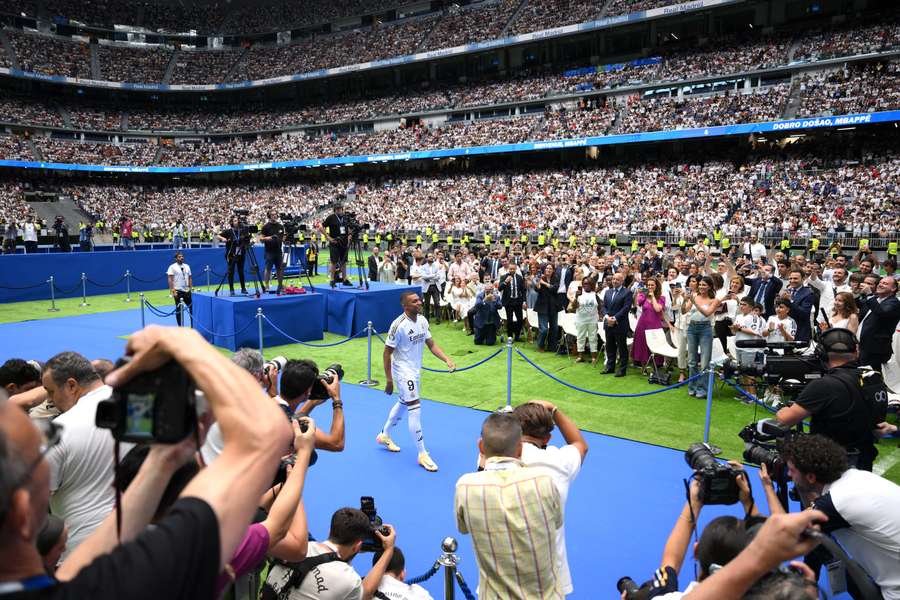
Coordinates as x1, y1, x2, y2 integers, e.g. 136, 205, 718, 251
262, 553, 341, 600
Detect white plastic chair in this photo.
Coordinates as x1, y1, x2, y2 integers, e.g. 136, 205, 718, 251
882, 329, 900, 398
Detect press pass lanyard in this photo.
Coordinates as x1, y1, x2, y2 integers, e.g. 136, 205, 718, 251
0, 575, 56, 594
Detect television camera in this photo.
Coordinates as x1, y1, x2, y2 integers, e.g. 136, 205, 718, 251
720, 339, 822, 396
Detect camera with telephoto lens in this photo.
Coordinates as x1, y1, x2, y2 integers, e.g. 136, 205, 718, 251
616, 576, 656, 600
738, 420, 791, 476
309, 363, 344, 400
360, 496, 391, 552
265, 356, 287, 377
96, 358, 203, 444
684, 443, 741, 505
720, 339, 821, 395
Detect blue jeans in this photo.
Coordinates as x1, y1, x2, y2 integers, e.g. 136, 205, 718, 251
686, 321, 713, 396
173, 236, 183, 250
537, 312, 550, 349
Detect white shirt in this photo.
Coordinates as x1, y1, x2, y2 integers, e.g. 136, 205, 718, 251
377, 575, 434, 600
167, 262, 192, 291
734, 313, 765, 343
824, 469, 900, 599
574, 291, 599, 325
520, 442, 583, 595
766, 315, 797, 343
23, 222, 37, 242
47, 385, 129, 559
266, 541, 363, 600
386, 313, 431, 379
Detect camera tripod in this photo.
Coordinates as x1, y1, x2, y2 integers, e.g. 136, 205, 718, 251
282, 237, 316, 293
214, 235, 264, 298
347, 234, 369, 290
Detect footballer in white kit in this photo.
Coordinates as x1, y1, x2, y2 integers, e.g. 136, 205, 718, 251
377, 291, 455, 472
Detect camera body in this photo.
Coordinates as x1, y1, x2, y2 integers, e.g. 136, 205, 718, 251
360, 496, 391, 552
96, 359, 200, 444
721, 340, 821, 395
684, 443, 741, 505
738, 420, 789, 477
309, 363, 344, 400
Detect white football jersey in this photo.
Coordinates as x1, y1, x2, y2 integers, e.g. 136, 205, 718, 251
386, 313, 431, 378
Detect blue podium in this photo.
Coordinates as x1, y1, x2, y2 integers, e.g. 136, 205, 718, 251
192, 291, 326, 351
316, 282, 416, 336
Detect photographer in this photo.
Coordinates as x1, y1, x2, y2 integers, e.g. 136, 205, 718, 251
282, 359, 346, 452
0, 326, 292, 599
259, 210, 285, 294
264, 507, 397, 600
218, 215, 249, 296
78, 221, 93, 253
320, 202, 353, 288
373, 547, 434, 600
53, 216, 70, 253
775, 328, 894, 471
781, 434, 900, 600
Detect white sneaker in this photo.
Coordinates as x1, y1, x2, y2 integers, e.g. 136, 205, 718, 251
418, 452, 438, 472
376, 433, 400, 452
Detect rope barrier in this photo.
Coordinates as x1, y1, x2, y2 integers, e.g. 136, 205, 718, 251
455, 570, 477, 600
85, 274, 128, 288
53, 282, 83, 295
144, 299, 179, 317
723, 379, 778, 414
262, 316, 367, 347
404, 562, 440, 585
422, 347, 504, 373
0, 280, 49, 290
130, 273, 167, 283
514, 348, 705, 397
191, 316, 259, 338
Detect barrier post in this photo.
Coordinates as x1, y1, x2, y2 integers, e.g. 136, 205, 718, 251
178, 300, 186, 327
47, 276, 59, 312
703, 369, 715, 443
257, 308, 264, 357
505, 336, 513, 410
359, 321, 379, 386
79, 273, 89, 307
124, 270, 132, 302
204, 265, 211, 291
438, 538, 459, 600
139, 293, 146, 329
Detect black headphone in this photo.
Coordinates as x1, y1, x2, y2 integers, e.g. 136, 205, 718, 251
814, 327, 858, 362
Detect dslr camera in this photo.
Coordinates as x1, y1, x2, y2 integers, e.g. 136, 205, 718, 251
96, 358, 203, 444
738, 420, 791, 477
684, 443, 741, 505
360, 496, 391, 552
309, 363, 344, 401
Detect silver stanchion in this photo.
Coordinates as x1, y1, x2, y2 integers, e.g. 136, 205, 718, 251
139, 293, 146, 329
79, 273, 89, 307
439, 538, 459, 600
359, 321, 379, 386
124, 270, 132, 302
257, 308, 264, 357
204, 265, 211, 291
703, 369, 715, 444
178, 299, 186, 327
47, 276, 59, 312
505, 336, 513, 410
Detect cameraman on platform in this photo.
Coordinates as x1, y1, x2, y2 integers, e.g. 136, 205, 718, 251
218, 215, 249, 296
774, 328, 896, 471
320, 201, 353, 288
259, 210, 285, 294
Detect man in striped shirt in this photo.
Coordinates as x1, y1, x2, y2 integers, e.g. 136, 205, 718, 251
454, 412, 563, 600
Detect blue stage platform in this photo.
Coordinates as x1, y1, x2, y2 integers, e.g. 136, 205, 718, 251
192, 291, 326, 351
317, 282, 418, 336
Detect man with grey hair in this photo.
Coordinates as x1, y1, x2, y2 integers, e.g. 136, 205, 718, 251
455, 412, 563, 599
40, 351, 121, 559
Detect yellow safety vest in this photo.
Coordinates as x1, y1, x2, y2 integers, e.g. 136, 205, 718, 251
504, 238, 511, 248
374, 234, 381, 245
425, 227, 432, 236
432, 233, 438, 243
713, 229, 722, 242
810, 238, 820, 251
484, 234, 491, 245
609, 237, 618, 248
858, 238, 869, 250
363, 233, 369, 244
416, 234, 422, 245
537, 234, 545, 246
780, 239, 790, 250
568, 235, 577, 248
657, 239, 665, 249
631, 240, 638, 252
520, 234, 528, 243
722, 238, 731, 250
552, 238, 560, 249
590, 236, 597, 246
446, 235, 453, 246
888, 242, 898, 256
678, 239, 686, 248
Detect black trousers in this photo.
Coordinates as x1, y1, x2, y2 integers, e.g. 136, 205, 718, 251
474, 323, 497, 346
423, 285, 441, 323
605, 331, 629, 373
173, 290, 193, 326
547, 305, 560, 351
24, 241, 37, 254
505, 303, 523, 340
227, 253, 246, 292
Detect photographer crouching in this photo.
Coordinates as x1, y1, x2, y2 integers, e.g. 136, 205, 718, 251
774, 328, 896, 471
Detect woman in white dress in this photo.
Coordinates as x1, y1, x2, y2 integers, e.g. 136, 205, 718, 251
818, 291, 859, 335
379, 251, 396, 283
449, 277, 474, 332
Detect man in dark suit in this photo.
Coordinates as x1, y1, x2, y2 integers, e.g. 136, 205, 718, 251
473, 283, 500, 346
602, 271, 633, 376
499, 263, 526, 342
858, 276, 900, 371
555, 253, 575, 309
367, 246, 381, 281
780, 269, 815, 343
747, 264, 783, 318
481, 250, 501, 282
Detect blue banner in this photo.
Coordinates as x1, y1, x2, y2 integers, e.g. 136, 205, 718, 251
0, 0, 735, 92
0, 111, 893, 174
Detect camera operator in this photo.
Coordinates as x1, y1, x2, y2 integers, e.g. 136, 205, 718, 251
320, 202, 353, 288
218, 215, 249, 296
259, 210, 285, 294
775, 328, 895, 471
0, 326, 292, 599
52, 216, 70, 253
264, 507, 397, 600
166, 252, 192, 327
372, 547, 434, 600
781, 434, 900, 600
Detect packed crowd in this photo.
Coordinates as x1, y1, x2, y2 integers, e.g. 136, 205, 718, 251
793, 21, 900, 62
508, 0, 601, 36
604, 0, 683, 17
798, 60, 900, 118
66, 105, 125, 131
6, 30, 91, 79
97, 44, 172, 83
0, 97, 64, 128
38, 140, 157, 165
619, 84, 789, 133
169, 49, 244, 86
420, 0, 520, 51
0, 134, 33, 161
